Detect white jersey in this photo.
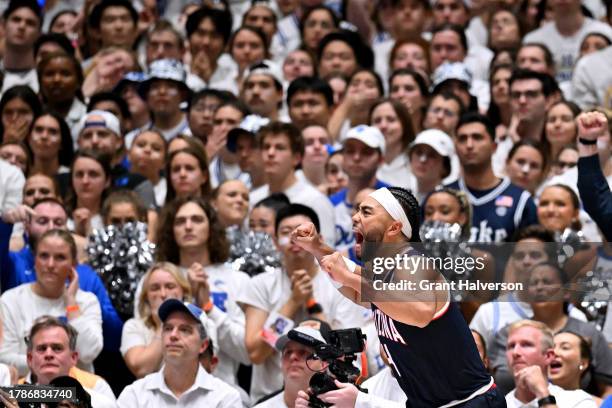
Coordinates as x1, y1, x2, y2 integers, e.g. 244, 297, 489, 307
238, 267, 369, 402
523, 19, 612, 83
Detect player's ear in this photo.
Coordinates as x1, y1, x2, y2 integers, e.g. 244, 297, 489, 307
388, 221, 403, 237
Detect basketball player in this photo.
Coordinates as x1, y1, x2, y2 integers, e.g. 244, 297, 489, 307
291, 186, 506, 407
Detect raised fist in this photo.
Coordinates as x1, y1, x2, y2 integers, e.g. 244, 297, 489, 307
577, 111, 608, 142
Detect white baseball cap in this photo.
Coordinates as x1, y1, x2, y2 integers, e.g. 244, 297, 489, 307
75, 110, 121, 138
408, 129, 454, 157
431, 62, 472, 91
244, 59, 283, 87
343, 125, 386, 155
226, 115, 271, 152
275, 325, 327, 351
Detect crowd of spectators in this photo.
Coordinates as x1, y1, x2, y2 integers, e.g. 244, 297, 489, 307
0, 0, 611, 406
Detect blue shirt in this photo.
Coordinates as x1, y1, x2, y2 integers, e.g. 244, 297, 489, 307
578, 154, 612, 242
445, 177, 538, 242
0, 221, 123, 351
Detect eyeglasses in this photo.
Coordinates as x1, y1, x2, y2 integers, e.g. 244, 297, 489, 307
510, 90, 542, 100
428, 106, 457, 118
281, 348, 313, 360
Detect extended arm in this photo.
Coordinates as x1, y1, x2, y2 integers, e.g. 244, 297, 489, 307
244, 305, 275, 365
576, 112, 612, 242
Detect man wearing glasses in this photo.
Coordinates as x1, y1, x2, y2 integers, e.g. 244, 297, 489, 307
423, 92, 465, 137
508, 69, 557, 142
254, 322, 329, 408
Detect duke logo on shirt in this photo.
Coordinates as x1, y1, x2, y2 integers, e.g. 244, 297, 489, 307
495, 195, 513, 217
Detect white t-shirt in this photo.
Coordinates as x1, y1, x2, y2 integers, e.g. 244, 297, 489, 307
1, 68, 38, 94
209, 156, 251, 189
155, 116, 191, 142
0, 159, 24, 218
249, 178, 336, 245
273, 14, 301, 65
465, 44, 494, 85
355, 367, 407, 408
373, 38, 396, 88
505, 383, 597, 407
86, 387, 118, 408
67, 99, 88, 148
153, 177, 167, 208
466, 16, 488, 47
376, 154, 412, 189
202, 263, 251, 386
120, 317, 156, 357
67, 214, 104, 235
253, 392, 288, 408
571, 46, 612, 109
523, 19, 612, 83
470, 293, 587, 349
0, 284, 103, 376
0, 364, 11, 386
238, 266, 369, 402
362, 317, 385, 377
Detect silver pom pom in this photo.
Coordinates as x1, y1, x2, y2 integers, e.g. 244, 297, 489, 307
87, 222, 155, 319
420, 220, 465, 258
226, 226, 282, 276
420, 220, 472, 300
577, 262, 612, 331
554, 228, 587, 267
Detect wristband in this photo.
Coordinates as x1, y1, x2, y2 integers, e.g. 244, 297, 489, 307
66, 305, 80, 313
306, 299, 323, 314
578, 137, 598, 145
537, 395, 556, 407
203, 300, 214, 313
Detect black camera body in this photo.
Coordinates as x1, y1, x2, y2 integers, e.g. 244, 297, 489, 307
290, 328, 366, 408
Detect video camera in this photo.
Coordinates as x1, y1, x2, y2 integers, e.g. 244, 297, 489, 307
289, 328, 367, 408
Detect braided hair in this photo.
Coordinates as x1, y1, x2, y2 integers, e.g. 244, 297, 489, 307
387, 187, 421, 242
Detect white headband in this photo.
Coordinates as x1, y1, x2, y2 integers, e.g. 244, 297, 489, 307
369, 188, 412, 239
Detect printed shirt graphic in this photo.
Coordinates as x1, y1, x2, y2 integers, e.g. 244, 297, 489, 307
446, 178, 538, 242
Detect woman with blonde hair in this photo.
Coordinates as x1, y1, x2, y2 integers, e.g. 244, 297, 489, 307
121, 262, 191, 378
